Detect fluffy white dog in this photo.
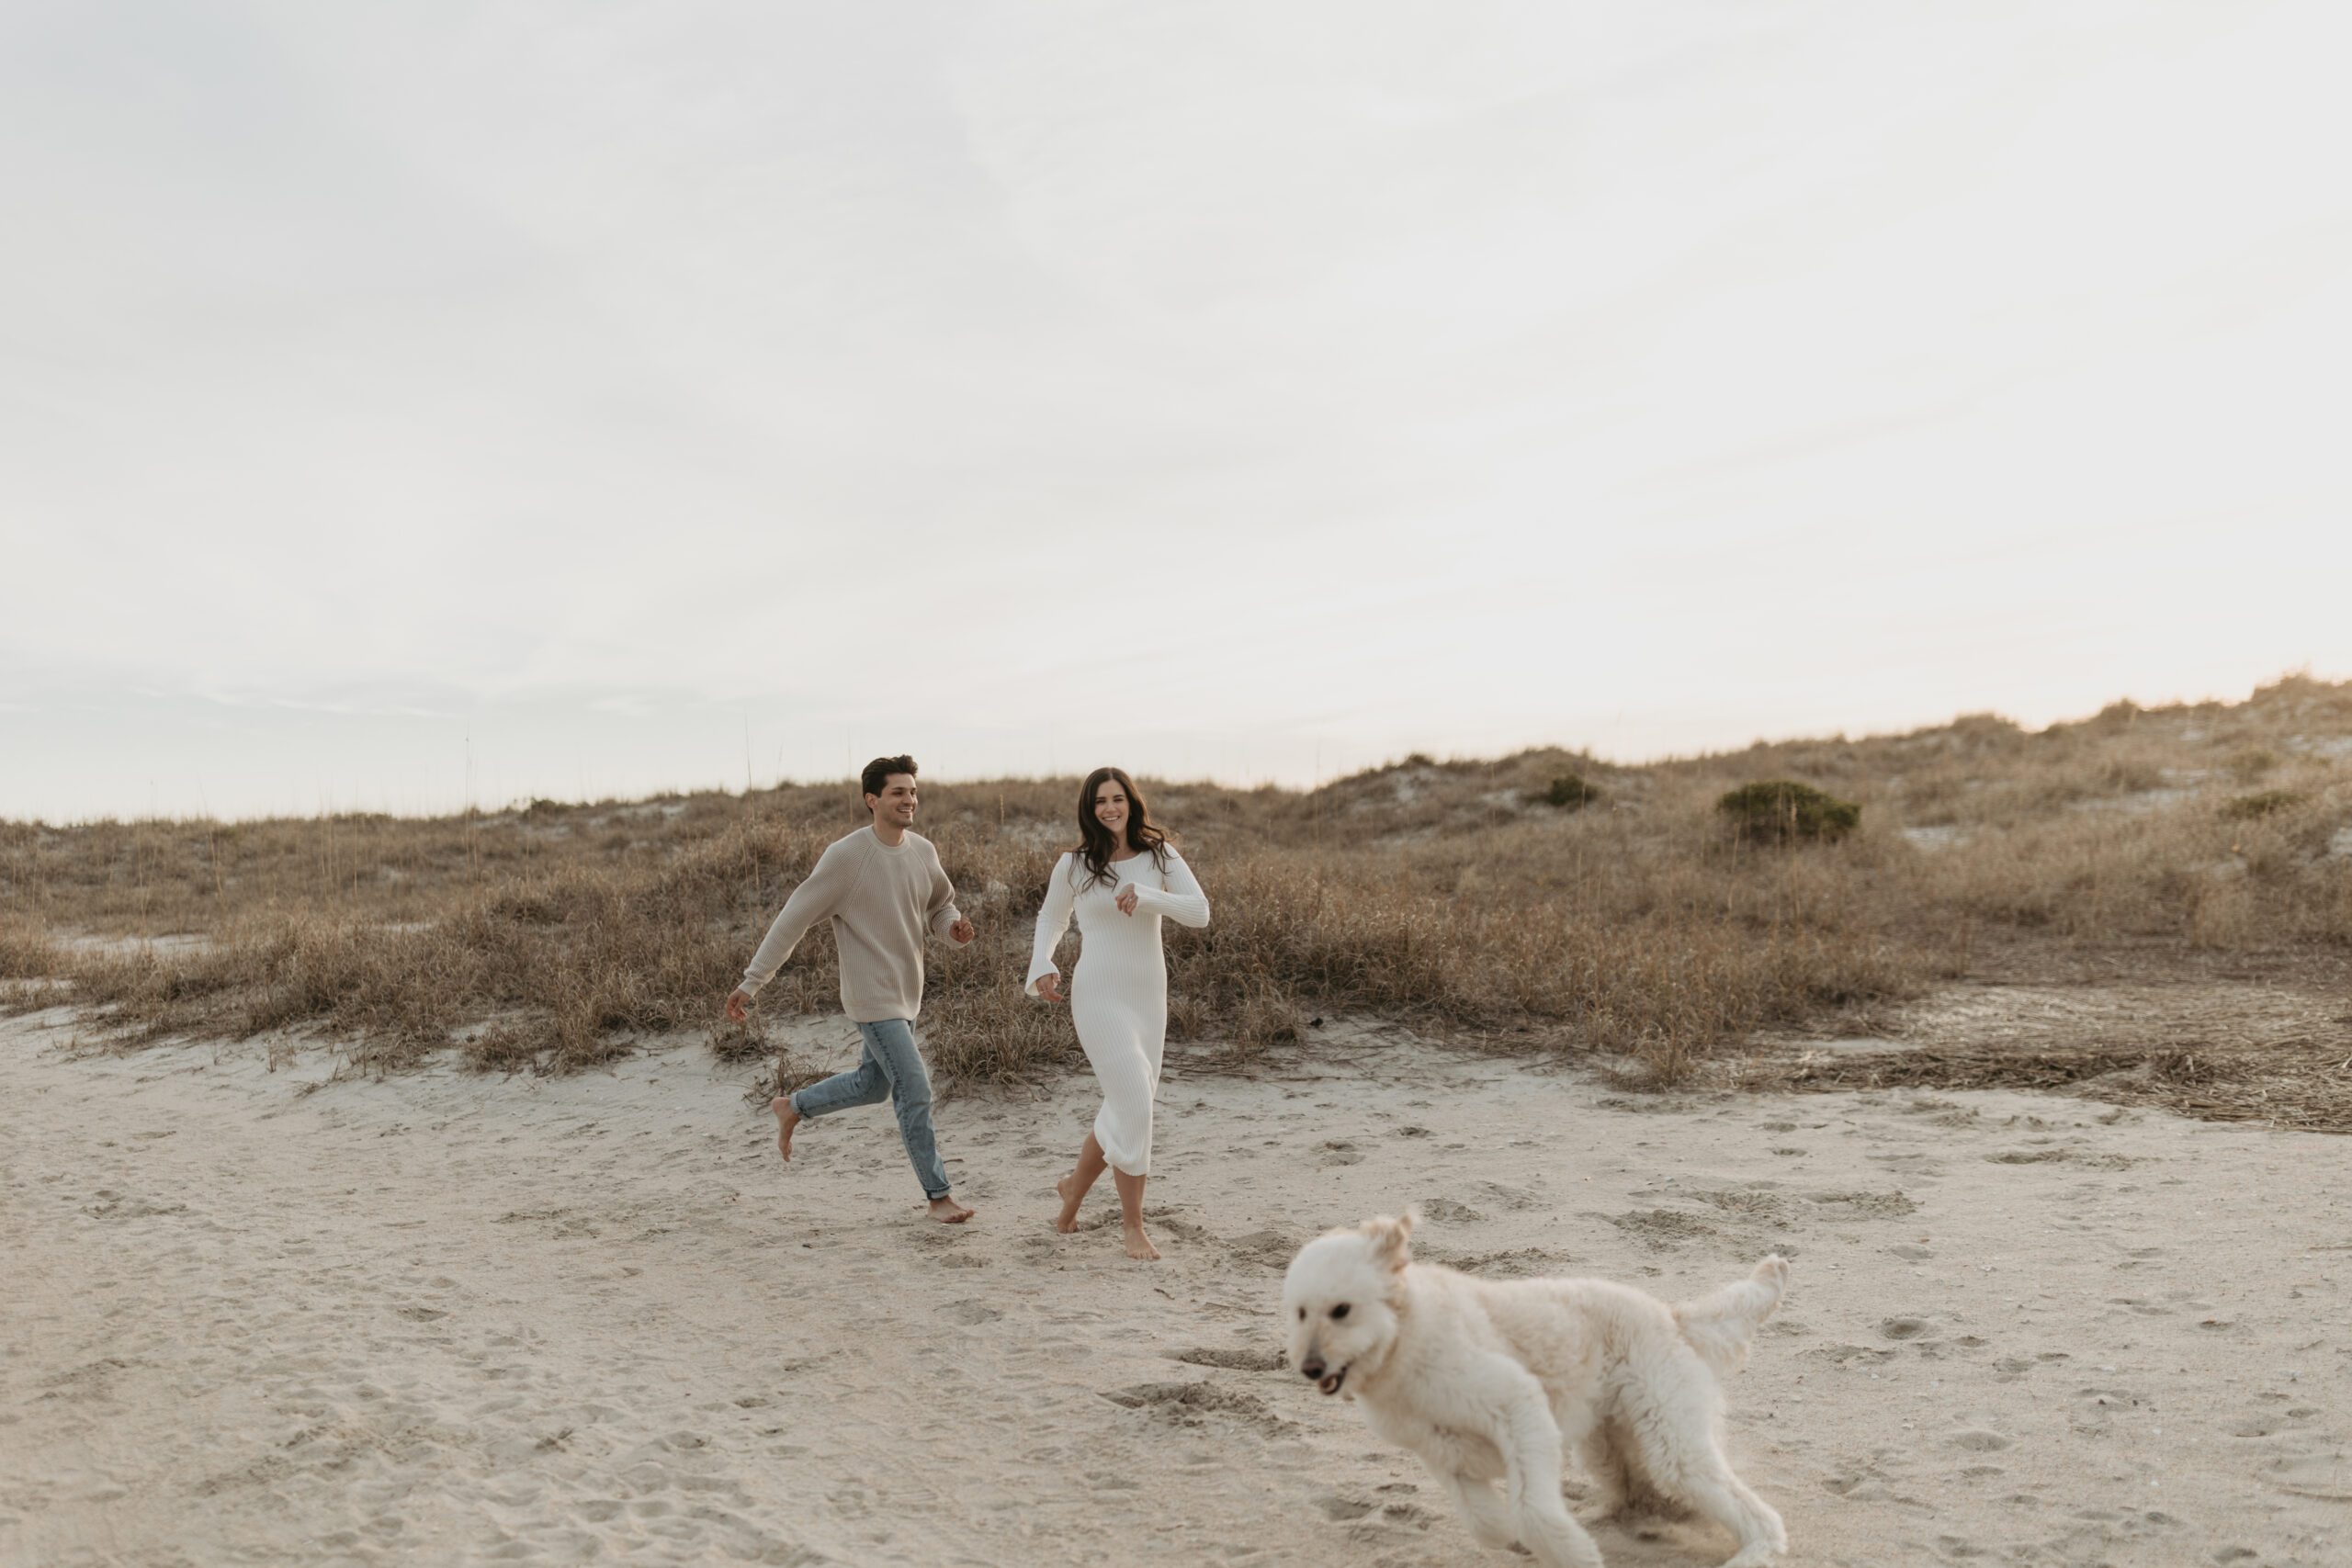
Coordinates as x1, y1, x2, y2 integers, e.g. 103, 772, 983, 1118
1283, 1213, 1789, 1568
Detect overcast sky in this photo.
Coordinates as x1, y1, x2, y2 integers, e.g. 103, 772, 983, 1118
5, 1, 2348, 820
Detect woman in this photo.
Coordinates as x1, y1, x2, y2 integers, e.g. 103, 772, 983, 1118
1026, 766, 1211, 1260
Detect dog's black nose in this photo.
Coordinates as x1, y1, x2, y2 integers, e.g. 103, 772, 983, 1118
1299, 1357, 1326, 1381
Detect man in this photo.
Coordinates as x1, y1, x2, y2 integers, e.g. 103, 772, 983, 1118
726, 755, 978, 1224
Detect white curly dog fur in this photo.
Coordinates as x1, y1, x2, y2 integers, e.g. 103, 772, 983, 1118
1283, 1212, 1789, 1568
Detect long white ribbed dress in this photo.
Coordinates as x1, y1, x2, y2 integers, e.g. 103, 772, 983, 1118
1024, 847, 1211, 1177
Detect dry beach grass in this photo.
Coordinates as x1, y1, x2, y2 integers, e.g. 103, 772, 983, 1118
4, 674, 2350, 1123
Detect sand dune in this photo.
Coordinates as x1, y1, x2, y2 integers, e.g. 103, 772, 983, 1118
5, 1009, 2348, 1566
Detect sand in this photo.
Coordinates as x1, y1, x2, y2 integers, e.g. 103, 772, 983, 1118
5, 1006, 2349, 1568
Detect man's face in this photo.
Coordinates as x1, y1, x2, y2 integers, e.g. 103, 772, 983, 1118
866, 775, 919, 829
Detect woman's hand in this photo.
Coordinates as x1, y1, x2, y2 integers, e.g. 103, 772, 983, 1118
724, 987, 752, 1023
1035, 973, 1065, 1003
1115, 885, 1139, 916
949, 916, 976, 944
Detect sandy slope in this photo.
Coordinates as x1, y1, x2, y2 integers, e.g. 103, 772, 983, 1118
4, 1007, 2349, 1568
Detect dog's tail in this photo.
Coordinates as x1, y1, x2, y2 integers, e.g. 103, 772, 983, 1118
1673, 1255, 1789, 1378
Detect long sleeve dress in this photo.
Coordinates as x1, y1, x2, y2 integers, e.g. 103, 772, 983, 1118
1024, 847, 1211, 1178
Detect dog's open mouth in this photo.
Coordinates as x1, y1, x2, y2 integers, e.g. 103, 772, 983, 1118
1317, 1368, 1347, 1396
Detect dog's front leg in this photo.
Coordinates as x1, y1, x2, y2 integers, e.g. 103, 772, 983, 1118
1398, 1421, 1516, 1550
1478, 1367, 1604, 1568
1430, 1461, 1518, 1551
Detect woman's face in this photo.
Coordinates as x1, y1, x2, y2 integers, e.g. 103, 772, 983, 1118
1092, 781, 1130, 837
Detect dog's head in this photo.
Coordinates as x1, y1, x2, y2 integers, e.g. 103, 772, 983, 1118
1282, 1211, 1415, 1398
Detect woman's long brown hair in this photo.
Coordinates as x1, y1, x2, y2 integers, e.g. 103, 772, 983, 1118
1072, 765, 1172, 887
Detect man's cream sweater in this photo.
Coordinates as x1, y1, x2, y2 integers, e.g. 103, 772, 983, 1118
739, 827, 966, 1023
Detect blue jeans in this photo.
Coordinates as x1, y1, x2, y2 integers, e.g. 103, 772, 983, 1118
788, 1019, 952, 1201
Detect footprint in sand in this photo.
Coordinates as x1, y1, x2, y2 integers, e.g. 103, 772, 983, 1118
1606, 1209, 1722, 1249
1474, 1180, 1543, 1211
1101, 1381, 1293, 1437
1316, 1141, 1364, 1168
1225, 1229, 1306, 1272
1313, 1488, 1438, 1539
1315, 1494, 1376, 1521
1821, 1462, 1902, 1503
1693, 1187, 1792, 1223
939, 1300, 1001, 1325
1948, 1427, 2013, 1451
1170, 1346, 1286, 1372
1432, 1247, 1578, 1279
1811, 1189, 1917, 1219
2072, 1385, 2145, 1435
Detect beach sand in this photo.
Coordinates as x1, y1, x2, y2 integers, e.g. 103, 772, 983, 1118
5, 1006, 2348, 1567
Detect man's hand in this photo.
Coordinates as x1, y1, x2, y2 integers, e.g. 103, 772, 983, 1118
1034, 973, 1064, 1004
949, 916, 977, 944
724, 987, 752, 1023
1115, 885, 1140, 916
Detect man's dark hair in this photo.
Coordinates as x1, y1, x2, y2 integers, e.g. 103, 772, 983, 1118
861, 754, 918, 801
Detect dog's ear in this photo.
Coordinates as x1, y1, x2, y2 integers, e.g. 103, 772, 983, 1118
1360, 1210, 1417, 1271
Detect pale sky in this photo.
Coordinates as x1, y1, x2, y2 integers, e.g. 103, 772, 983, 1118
5, 1, 2348, 821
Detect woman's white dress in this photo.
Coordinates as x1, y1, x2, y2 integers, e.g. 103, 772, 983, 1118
1024, 848, 1211, 1177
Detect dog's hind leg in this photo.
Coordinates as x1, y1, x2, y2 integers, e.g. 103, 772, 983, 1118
1581, 1416, 1681, 1524
1577, 1425, 1634, 1522
1673, 1460, 1784, 1568
1623, 1373, 1785, 1566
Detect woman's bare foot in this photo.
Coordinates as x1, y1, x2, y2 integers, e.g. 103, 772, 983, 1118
770, 1097, 800, 1161
928, 1195, 976, 1224
1054, 1173, 1084, 1233
1122, 1224, 1160, 1261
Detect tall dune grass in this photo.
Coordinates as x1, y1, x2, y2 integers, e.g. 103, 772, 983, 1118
4, 675, 2346, 1086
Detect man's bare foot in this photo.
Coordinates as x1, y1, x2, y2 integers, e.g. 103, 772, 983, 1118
1122, 1224, 1160, 1261
928, 1195, 975, 1224
770, 1097, 800, 1162
1054, 1173, 1084, 1234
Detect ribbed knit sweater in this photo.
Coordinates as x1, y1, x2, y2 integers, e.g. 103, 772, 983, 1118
739, 827, 966, 1023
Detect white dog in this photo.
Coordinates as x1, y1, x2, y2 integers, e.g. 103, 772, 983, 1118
1283, 1213, 1789, 1568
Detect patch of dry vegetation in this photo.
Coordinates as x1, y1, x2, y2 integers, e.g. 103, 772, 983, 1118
5, 676, 2349, 1123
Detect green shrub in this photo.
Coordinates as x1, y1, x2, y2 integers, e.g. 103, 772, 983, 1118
1542, 774, 1600, 810
1717, 781, 1860, 843
2222, 789, 2302, 821
2225, 747, 2282, 783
